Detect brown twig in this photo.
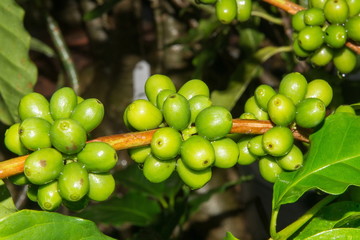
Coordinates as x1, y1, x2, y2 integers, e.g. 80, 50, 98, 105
0, 120, 309, 179
262, 0, 360, 55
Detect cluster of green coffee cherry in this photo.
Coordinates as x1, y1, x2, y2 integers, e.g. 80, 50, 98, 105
238, 72, 333, 182
4, 88, 117, 211
125, 74, 237, 189
292, 0, 360, 74
195, 0, 252, 24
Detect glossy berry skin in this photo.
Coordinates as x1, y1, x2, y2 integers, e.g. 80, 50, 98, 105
163, 93, 191, 131
244, 96, 269, 120
143, 155, 176, 183
128, 146, 151, 164
247, 135, 267, 157
333, 48, 357, 74
8, 173, 29, 185
58, 162, 89, 202
292, 10, 306, 32
50, 87, 77, 120
145, 74, 176, 106
279, 72, 308, 105
254, 84, 276, 111
211, 137, 239, 168
345, 16, 360, 42
296, 98, 326, 128
298, 26, 324, 51
37, 181, 62, 211
324, 0, 349, 24
335, 105, 355, 115
324, 25, 347, 48
310, 45, 334, 67
239, 112, 257, 120
88, 172, 115, 201
195, 106, 233, 140
151, 127, 182, 160
268, 94, 296, 126
277, 144, 303, 171
126, 99, 163, 131
236, 0, 252, 22
156, 89, 176, 111
305, 79, 333, 107
189, 95, 212, 123
293, 38, 311, 58
259, 156, 283, 183
181, 135, 215, 171
19, 117, 52, 151
178, 79, 210, 100
216, 0, 237, 24
237, 137, 257, 165
18, 92, 53, 123
71, 98, 104, 132
4, 123, 28, 155
77, 142, 118, 172
50, 119, 87, 155
345, 0, 360, 16
309, 0, 327, 8
27, 184, 38, 202
304, 8, 325, 26
24, 148, 64, 185
262, 126, 294, 157
176, 158, 212, 190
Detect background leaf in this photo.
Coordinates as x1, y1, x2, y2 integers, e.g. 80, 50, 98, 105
0, 0, 37, 125
304, 228, 360, 240
0, 210, 114, 240
273, 113, 360, 209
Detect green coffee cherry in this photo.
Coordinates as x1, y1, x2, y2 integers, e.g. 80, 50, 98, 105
239, 112, 257, 120
279, 72, 308, 105
24, 148, 64, 185
27, 184, 38, 202
298, 26, 324, 51
58, 162, 89, 202
236, 0, 252, 22
62, 197, 89, 211
324, 24, 347, 49
262, 126, 294, 157
333, 47, 357, 74
123, 105, 136, 131
77, 142, 118, 172
178, 79, 210, 100
259, 156, 283, 183
216, 0, 237, 24
156, 89, 176, 111
18, 92, 53, 123
296, 98, 326, 128
310, 45, 334, 67
77, 96, 84, 104
50, 87, 77, 120
4, 123, 29, 155
88, 172, 115, 201
345, 16, 360, 42
50, 119, 87, 155
309, 0, 327, 9
335, 105, 355, 115
345, 0, 360, 16
237, 137, 257, 165
277, 145, 304, 171
143, 155, 176, 183
324, 0, 349, 24
181, 135, 215, 171
211, 137, 239, 168
247, 135, 267, 157
254, 84, 276, 111
151, 127, 182, 160
304, 8, 325, 26
19, 117, 51, 151
189, 95, 212, 123
293, 38, 312, 58
292, 10, 306, 32
305, 79, 333, 107
128, 146, 151, 164
145, 74, 176, 106
176, 158, 212, 190
71, 98, 104, 132
37, 181, 62, 211
126, 99, 163, 131
195, 106, 233, 140
163, 93, 191, 131
244, 96, 269, 120
8, 173, 29, 186
268, 94, 296, 126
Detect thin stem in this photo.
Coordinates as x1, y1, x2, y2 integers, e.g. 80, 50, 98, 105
270, 208, 280, 239
251, 10, 283, 25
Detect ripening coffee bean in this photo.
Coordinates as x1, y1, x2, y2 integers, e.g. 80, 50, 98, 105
178, 79, 210, 100
163, 93, 191, 131
189, 95, 212, 123
18, 92, 53, 123
244, 96, 269, 120
237, 137, 257, 165
176, 158, 212, 190
292, 10, 306, 32
324, 0, 349, 24
309, 0, 327, 8
50, 119, 87, 155
71, 98, 104, 132
259, 156, 283, 183
126, 99, 163, 131
58, 162, 89, 202
263, 126, 294, 157
254, 84, 276, 111
19, 117, 51, 151
335, 105, 355, 115
239, 112, 257, 119
128, 146, 151, 164
236, 0, 252, 22
267, 94, 296, 126
4, 123, 29, 155
211, 137, 239, 168
151, 127, 182, 160
195, 106, 233, 140
181, 135, 215, 171
277, 145, 304, 171
156, 89, 176, 111
8, 173, 29, 186
27, 184, 38, 202
88, 172, 115, 201
345, 0, 360, 16
37, 181, 62, 211
122, 105, 136, 131
77, 142, 118, 173
345, 16, 360, 42
298, 26, 324, 51
247, 135, 267, 157
143, 155, 176, 183
216, 0, 237, 24
24, 148, 64, 185
305, 79, 333, 107
293, 38, 312, 58
310, 45, 334, 67
279, 72, 308, 105
324, 24, 347, 49
296, 98, 326, 128
304, 8, 325, 26
333, 47, 357, 74
145, 74, 176, 106
50, 87, 77, 120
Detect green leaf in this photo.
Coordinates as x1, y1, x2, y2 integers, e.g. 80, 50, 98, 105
224, 231, 240, 240
0, 180, 16, 218
77, 192, 161, 226
0, 0, 37, 125
273, 113, 360, 209
0, 210, 114, 240
303, 228, 360, 240
83, 0, 123, 21
293, 201, 360, 239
